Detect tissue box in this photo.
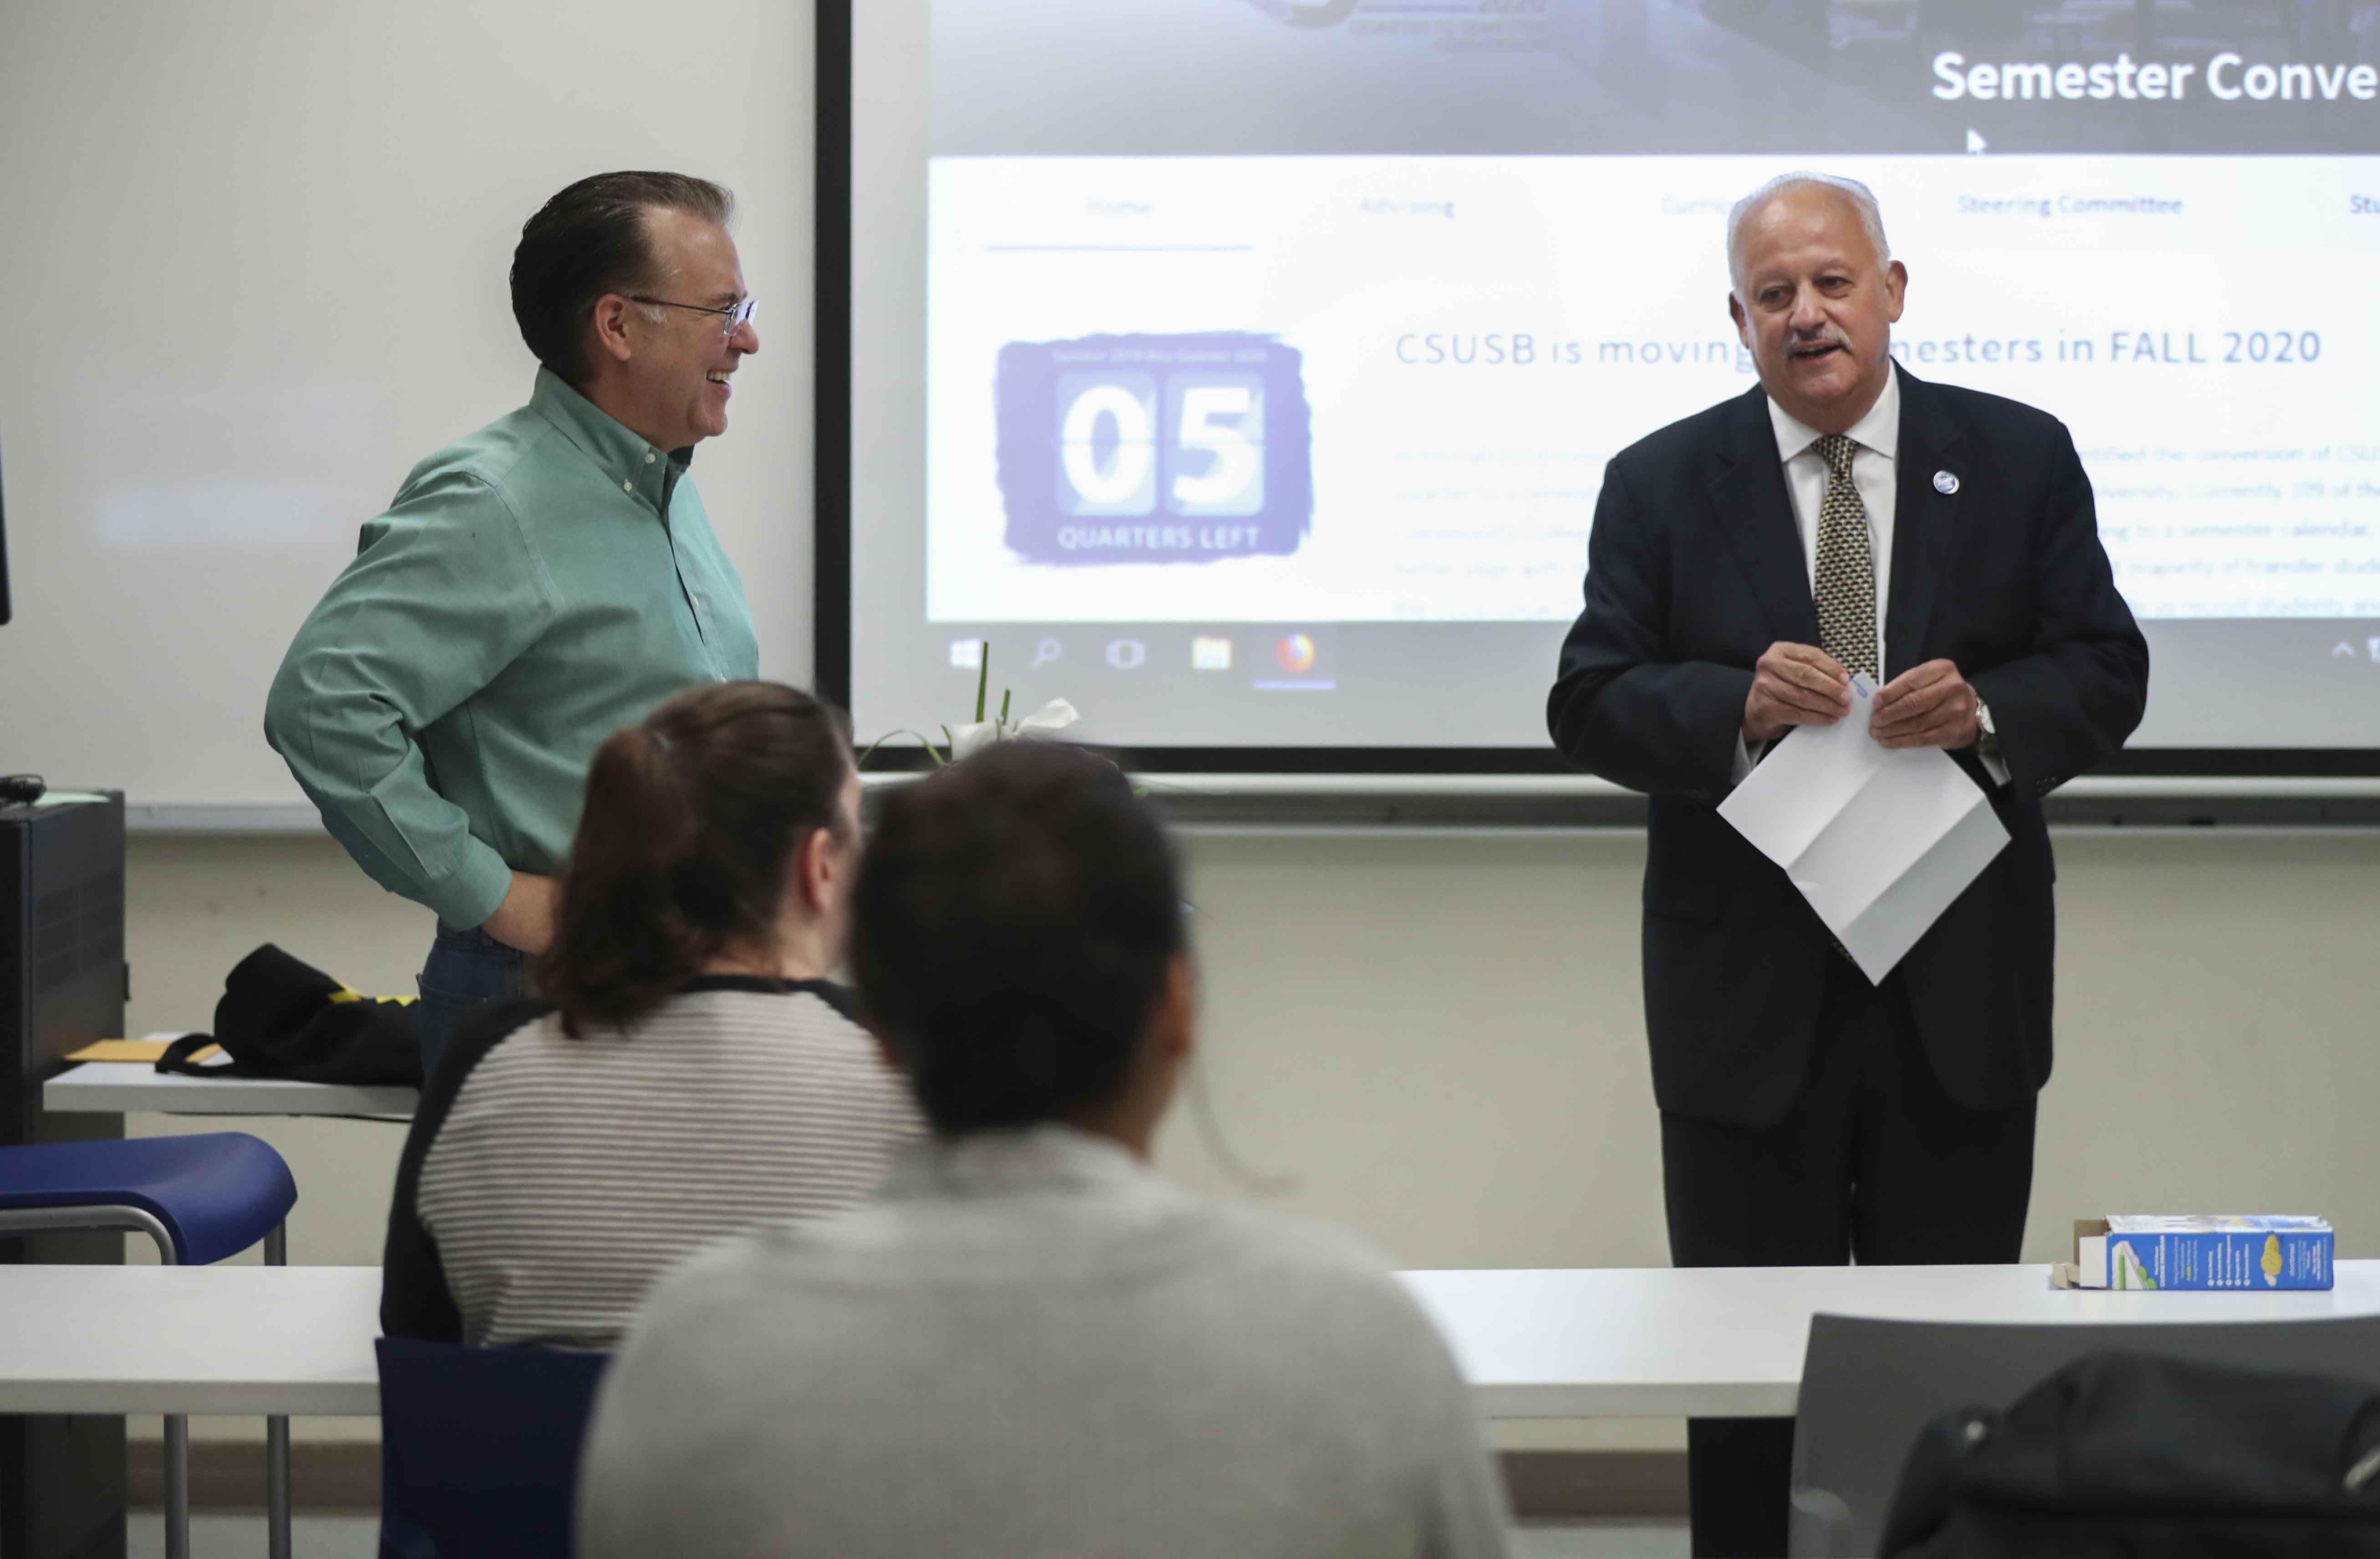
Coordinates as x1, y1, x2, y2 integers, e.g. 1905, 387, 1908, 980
2061, 1217, 2333, 1291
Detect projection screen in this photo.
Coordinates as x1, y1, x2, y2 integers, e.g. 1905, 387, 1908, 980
829, 0, 2380, 774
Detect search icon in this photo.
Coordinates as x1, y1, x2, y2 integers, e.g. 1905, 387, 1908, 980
1031, 637, 1062, 669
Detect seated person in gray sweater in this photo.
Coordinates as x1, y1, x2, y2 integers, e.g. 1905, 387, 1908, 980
579, 741, 1510, 1559
379, 681, 923, 1348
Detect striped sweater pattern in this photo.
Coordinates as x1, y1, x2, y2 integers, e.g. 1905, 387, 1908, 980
403, 981, 924, 1348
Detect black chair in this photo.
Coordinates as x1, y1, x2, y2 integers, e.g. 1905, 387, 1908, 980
1789, 1311, 2380, 1556
376, 1338, 610, 1558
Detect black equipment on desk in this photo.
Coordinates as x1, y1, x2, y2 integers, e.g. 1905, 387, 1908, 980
0, 790, 130, 1558
0, 791, 127, 1100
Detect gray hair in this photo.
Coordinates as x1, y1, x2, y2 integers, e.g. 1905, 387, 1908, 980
1726, 173, 1891, 293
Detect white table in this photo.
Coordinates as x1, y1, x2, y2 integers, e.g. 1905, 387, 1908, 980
43, 1062, 417, 1119
3, 1261, 2372, 1421
1400, 1260, 2380, 1418
0, 1266, 382, 1416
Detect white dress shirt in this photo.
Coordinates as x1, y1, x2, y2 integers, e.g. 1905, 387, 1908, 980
1732, 363, 2004, 785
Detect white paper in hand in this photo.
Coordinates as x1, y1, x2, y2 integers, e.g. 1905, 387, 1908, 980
1717, 674, 2009, 983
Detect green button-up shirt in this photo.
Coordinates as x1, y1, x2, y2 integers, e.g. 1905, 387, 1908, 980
266, 369, 758, 930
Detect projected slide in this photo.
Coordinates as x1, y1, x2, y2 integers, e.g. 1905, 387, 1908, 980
849, 0, 2380, 750
930, 156, 2380, 627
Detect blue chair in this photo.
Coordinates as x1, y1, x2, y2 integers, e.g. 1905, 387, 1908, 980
376, 1337, 610, 1559
0, 1132, 299, 1559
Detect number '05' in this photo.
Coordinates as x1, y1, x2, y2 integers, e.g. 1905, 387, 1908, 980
1059, 380, 1260, 515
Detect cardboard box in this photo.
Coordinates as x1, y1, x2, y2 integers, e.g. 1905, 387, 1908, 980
2056, 1216, 2334, 1291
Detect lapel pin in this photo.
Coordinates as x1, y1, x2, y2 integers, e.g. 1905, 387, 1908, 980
1933, 470, 1960, 495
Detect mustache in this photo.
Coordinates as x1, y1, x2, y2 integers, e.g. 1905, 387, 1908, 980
1785, 327, 1852, 353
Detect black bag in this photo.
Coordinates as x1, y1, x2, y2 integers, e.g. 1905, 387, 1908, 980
1882, 1349, 2380, 1557
155, 943, 422, 1087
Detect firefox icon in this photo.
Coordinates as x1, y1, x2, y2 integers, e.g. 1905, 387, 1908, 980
1275, 633, 1317, 674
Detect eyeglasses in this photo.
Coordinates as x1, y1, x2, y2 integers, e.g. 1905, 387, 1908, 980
629, 294, 758, 337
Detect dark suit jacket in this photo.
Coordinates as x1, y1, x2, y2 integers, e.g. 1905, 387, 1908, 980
1547, 367, 2148, 1130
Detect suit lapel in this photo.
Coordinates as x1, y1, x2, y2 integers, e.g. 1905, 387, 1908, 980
1884, 367, 1964, 678
1707, 385, 1820, 646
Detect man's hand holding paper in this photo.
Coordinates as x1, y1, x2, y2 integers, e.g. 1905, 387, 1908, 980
1870, 658, 1981, 751
1719, 669, 2009, 986
1742, 642, 1854, 745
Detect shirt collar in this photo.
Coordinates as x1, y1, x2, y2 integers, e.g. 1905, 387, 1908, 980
527, 367, 694, 507
1767, 358, 1902, 466
880, 1122, 1158, 1203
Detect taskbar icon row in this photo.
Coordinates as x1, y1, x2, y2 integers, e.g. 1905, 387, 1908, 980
947, 630, 1333, 684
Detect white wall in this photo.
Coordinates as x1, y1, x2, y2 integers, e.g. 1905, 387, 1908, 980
0, 0, 816, 805
119, 826, 2380, 1449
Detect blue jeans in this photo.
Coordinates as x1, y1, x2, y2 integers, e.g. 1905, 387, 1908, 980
415, 922, 528, 1081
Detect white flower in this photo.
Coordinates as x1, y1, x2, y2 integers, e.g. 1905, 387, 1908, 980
1014, 698, 1081, 736
948, 698, 1081, 760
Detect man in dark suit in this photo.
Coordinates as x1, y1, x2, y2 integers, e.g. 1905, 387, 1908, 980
1547, 174, 2148, 1557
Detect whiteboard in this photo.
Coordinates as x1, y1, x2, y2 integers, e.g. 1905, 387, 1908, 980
0, 0, 816, 821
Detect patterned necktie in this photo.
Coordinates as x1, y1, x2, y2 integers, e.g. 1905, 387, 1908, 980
1811, 433, 1877, 682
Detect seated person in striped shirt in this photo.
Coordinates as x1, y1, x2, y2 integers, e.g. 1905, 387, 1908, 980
578, 742, 1511, 1559
379, 681, 923, 1349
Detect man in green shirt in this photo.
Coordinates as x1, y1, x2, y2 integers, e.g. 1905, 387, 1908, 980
267, 171, 762, 1073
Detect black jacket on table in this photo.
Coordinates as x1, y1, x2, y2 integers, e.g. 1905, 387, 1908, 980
1547, 367, 2149, 1131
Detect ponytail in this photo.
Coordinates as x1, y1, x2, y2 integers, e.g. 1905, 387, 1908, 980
536, 683, 853, 1037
